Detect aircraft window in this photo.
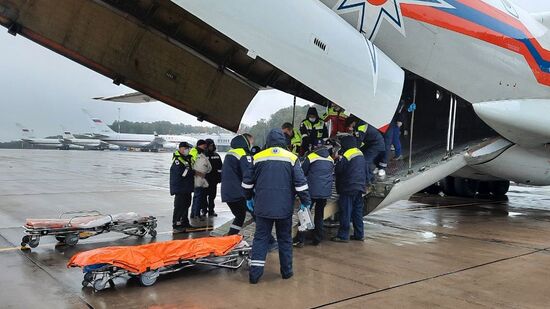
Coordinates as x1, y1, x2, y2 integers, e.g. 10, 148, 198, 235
500, 0, 518, 18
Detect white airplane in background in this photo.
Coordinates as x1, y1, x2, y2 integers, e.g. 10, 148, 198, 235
60, 129, 114, 150
3, 0, 550, 213
16, 123, 63, 149
87, 115, 198, 151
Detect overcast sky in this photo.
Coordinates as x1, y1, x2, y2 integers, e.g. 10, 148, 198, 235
0, 0, 548, 141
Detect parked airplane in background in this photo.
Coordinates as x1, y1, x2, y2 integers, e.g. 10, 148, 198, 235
16, 123, 63, 149
3, 0, 550, 213
61, 130, 115, 150
87, 115, 198, 151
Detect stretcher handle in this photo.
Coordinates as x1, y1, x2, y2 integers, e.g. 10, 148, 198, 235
59, 210, 103, 219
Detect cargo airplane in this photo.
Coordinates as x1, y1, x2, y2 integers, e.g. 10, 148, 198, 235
2, 0, 550, 213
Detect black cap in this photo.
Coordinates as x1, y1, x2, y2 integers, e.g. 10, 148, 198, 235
178, 142, 191, 148
196, 139, 207, 147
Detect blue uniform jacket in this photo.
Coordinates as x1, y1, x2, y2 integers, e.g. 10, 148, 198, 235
335, 136, 366, 195
221, 135, 253, 203
302, 147, 334, 199
356, 120, 385, 151
244, 129, 311, 219
170, 151, 195, 195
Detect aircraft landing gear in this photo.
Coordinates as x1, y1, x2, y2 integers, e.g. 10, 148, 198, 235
438, 177, 509, 198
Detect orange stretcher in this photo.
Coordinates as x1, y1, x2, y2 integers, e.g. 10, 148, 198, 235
68, 235, 250, 291
22, 211, 157, 249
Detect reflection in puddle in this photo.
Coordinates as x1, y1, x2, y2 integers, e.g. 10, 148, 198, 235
507, 212, 523, 217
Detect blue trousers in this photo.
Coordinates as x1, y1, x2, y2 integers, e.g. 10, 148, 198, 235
362, 147, 384, 184
191, 187, 205, 217
337, 192, 364, 240
385, 123, 402, 161
250, 216, 293, 281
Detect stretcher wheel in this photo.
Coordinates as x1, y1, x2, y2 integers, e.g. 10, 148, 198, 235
65, 234, 79, 246
21, 235, 30, 247
28, 237, 40, 248
139, 270, 159, 287
55, 236, 66, 243
82, 280, 89, 288
93, 279, 107, 291
149, 229, 157, 238
84, 272, 94, 283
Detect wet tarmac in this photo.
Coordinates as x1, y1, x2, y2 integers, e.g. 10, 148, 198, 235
1, 149, 550, 308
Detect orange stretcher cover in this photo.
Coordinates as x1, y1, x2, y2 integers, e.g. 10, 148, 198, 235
25, 216, 105, 229
67, 235, 243, 274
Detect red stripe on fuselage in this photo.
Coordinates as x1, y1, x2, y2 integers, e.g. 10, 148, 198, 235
400, 3, 550, 86
455, 0, 550, 59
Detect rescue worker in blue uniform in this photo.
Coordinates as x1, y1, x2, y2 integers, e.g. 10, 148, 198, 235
221, 134, 254, 235
243, 129, 311, 284
332, 135, 367, 242
294, 141, 334, 247
299, 107, 328, 153
170, 142, 196, 233
203, 139, 223, 217
346, 115, 386, 185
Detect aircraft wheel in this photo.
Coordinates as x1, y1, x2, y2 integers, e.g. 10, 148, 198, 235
441, 176, 455, 196
489, 181, 510, 196
454, 178, 479, 198
477, 181, 491, 196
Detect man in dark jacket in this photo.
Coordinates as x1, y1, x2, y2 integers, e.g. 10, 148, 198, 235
294, 143, 334, 247
203, 138, 223, 217
170, 142, 195, 233
333, 135, 366, 242
346, 116, 386, 185
243, 129, 311, 284
221, 134, 254, 235
299, 107, 328, 153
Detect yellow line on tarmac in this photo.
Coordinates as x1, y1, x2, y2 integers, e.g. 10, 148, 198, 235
0, 246, 23, 252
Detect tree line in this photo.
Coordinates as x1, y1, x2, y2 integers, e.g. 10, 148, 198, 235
108, 104, 318, 147
108, 120, 231, 135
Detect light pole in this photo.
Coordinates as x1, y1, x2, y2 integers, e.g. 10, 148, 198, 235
117, 107, 121, 135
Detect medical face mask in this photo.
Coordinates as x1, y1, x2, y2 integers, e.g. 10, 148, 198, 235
181, 149, 190, 156
308, 117, 317, 123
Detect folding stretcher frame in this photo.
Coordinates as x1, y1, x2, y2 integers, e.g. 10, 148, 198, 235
79, 244, 251, 291
21, 211, 158, 248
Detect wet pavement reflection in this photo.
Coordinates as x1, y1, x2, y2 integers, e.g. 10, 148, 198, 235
1, 149, 550, 308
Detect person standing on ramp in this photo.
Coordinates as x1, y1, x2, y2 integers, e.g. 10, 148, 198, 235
243, 129, 311, 284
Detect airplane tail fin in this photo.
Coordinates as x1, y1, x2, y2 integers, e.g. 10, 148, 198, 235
16, 123, 35, 139
62, 130, 75, 140
82, 109, 117, 136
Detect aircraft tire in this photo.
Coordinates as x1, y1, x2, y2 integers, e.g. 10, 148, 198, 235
489, 181, 510, 197
441, 176, 455, 196
454, 177, 479, 198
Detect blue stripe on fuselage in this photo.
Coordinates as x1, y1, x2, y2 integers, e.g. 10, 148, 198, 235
436, 0, 550, 72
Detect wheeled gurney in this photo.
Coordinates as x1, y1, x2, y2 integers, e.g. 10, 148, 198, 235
67, 235, 250, 291
22, 211, 157, 248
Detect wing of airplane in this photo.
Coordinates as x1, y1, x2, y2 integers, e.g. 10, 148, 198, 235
94, 92, 155, 104
0, 0, 403, 131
